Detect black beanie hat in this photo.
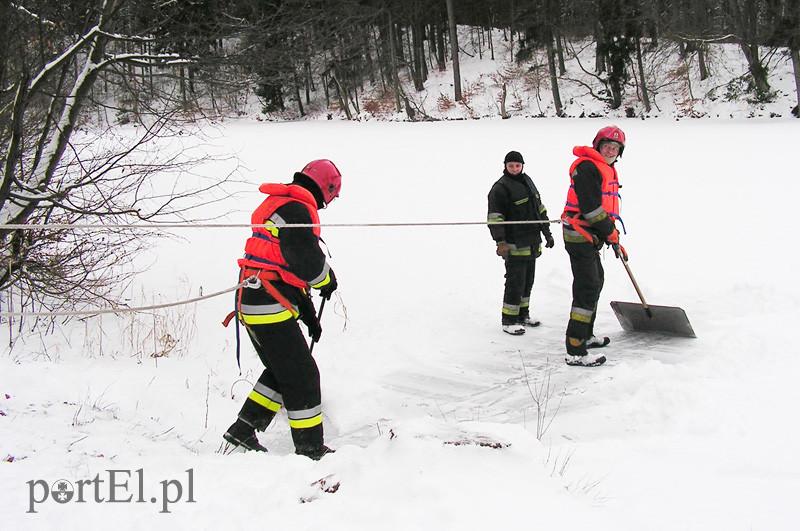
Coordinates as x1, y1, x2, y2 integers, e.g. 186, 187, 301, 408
504, 151, 525, 164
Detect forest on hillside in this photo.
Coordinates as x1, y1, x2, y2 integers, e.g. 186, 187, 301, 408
2, 0, 799, 122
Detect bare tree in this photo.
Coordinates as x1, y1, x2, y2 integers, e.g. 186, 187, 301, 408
446, 0, 463, 101
543, 0, 565, 116
726, 0, 772, 100
1, 0, 234, 314
765, 0, 800, 115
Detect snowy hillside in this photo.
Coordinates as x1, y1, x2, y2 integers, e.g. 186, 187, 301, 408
261, 29, 800, 121
2, 117, 799, 530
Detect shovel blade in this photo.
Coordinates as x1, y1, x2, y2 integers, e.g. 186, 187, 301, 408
610, 301, 696, 338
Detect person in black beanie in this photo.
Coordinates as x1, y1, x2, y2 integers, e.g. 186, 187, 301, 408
487, 151, 555, 335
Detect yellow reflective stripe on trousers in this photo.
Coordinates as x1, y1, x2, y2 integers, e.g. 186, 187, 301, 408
239, 309, 295, 325
248, 390, 282, 412
570, 306, 594, 323
288, 414, 323, 429
502, 303, 520, 316
287, 405, 323, 429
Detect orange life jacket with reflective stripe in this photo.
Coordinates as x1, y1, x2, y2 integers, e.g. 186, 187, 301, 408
237, 183, 321, 289
562, 146, 621, 225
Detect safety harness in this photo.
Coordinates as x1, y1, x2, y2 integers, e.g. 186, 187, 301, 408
222, 268, 299, 369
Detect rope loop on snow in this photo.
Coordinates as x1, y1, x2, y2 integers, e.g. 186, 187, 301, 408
0, 279, 250, 318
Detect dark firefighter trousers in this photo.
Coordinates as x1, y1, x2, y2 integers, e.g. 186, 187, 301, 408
235, 284, 324, 453
565, 242, 604, 356
502, 257, 536, 325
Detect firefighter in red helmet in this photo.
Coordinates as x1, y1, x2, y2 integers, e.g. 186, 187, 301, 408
223, 159, 341, 459
561, 126, 627, 367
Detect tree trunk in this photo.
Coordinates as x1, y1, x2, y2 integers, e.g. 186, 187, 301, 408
792, 47, 800, 117
435, 23, 446, 70
446, 0, 462, 101
179, 66, 187, 108
556, 32, 566, 74
499, 82, 508, 118
388, 14, 403, 112
594, 21, 606, 74
739, 42, 771, 99
698, 43, 709, 80
332, 75, 353, 120
509, 0, 515, 59
411, 21, 424, 91
546, 36, 564, 116
373, 26, 387, 92
322, 72, 330, 107
294, 72, 304, 117
728, 0, 771, 101
635, 37, 651, 112
364, 32, 375, 85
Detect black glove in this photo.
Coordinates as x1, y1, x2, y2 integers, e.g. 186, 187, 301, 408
298, 295, 322, 342
319, 268, 338, 300
544, 232, 555, 248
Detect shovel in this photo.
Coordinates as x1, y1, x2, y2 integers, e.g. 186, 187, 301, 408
609, 247, 696, 338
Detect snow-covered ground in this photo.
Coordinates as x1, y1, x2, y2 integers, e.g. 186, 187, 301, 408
2, 117, 800, 530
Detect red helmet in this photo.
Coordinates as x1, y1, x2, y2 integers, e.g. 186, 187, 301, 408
593, 126, 626, 155
301, 159, 341, 205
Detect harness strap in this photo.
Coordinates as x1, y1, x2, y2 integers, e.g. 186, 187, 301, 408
561, 213, 596, 244
221, 267, 303, 369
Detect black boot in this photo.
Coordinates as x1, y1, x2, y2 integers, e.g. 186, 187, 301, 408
223, 420, 268, 452
295, 445, 335, 461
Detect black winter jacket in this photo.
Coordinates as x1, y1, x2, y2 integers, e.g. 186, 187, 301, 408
487, 171, 552, 251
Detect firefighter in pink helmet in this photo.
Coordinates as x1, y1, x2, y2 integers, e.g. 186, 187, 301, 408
223, 159, 341, 459
561, 126, 627, 367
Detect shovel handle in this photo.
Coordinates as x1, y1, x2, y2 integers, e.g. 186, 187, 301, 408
620, 257, 653, 318
309, 297, 326, 355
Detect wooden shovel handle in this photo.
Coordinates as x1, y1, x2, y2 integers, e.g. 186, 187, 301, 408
620, 257, 653, 318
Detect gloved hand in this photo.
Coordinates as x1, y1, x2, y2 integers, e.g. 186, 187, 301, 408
612, 243, 629, 262
496, 242, 510, 258
544, 232, 555, 248
298, 295, 322, 342
605, 228, 620, 245
319, 269, 338, 300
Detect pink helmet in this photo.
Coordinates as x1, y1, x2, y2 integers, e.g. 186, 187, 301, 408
301, 159, 341, 205
593, 126, 626, 155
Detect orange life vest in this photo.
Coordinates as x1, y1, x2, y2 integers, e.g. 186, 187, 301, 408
237, 183, 321, 289
562, 146, 622, 226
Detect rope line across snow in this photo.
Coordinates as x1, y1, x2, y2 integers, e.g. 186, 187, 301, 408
0, 219, 560, 230
0, 219, 561, 318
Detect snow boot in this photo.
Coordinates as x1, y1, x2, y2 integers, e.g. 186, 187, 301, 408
519, 316, 541, 327
296, 445, 335, 461
565, 351, 606, 367
502, 323, 525, 335
223, 421, 268, 453
586, 336, 610, 348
